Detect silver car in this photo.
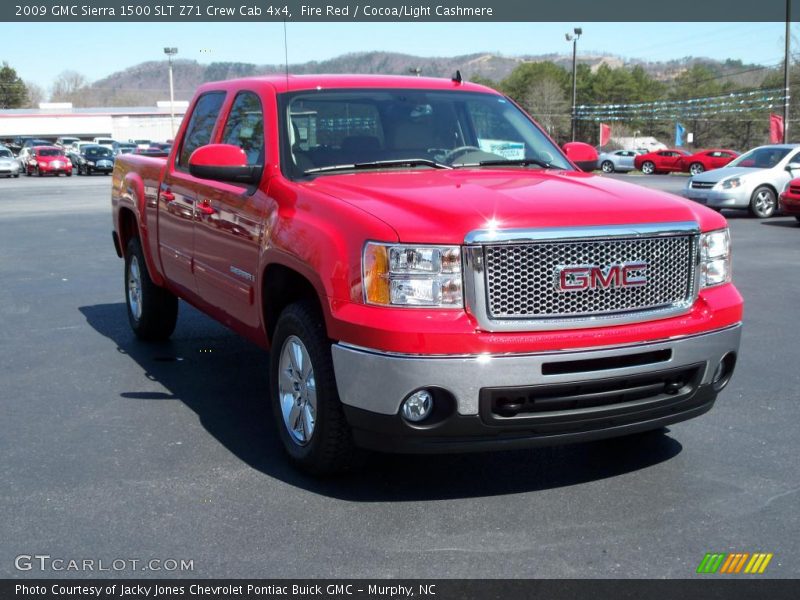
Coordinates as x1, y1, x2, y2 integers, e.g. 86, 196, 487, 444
598, 149, 639, 173
0, 145, 21, 178
684, 144, 800, 218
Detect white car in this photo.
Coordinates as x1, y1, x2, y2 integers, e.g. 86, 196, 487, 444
93, 137, 116, 150
684, 144, 800, 218
0, 145, 21, 177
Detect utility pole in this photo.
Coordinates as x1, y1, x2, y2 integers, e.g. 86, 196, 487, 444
164, 47, 178, 139
784, 1, 791, 143
565, 27, 582, 142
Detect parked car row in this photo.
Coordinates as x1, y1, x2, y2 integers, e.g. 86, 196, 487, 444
598, 148, 740, 175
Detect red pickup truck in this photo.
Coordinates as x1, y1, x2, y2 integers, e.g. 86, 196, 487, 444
112, 75, 743, 474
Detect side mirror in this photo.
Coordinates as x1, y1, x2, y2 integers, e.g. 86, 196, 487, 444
786, 162, 800, 172
562, 141, 599, 172
189, 144, 261, 185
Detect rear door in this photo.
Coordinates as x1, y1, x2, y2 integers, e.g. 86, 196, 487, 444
192, 90, 269, 332
158, 91, 226, 297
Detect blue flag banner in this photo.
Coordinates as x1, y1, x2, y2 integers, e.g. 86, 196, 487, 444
675, 122, 686, 147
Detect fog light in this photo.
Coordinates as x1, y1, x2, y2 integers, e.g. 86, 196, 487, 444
712, 352, 737, 391
401, 390, 433, 422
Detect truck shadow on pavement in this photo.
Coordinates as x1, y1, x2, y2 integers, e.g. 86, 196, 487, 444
80, 302, 683, 501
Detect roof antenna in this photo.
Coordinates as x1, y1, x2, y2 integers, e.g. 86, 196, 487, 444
283, 20, 289, 91
452, 70, 463, 84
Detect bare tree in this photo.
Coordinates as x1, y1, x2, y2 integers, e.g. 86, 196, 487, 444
522, 76, 570, 142
24, 81, 45, 107
50, 71, 90, 105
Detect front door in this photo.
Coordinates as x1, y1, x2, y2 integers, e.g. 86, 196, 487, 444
192, 91, 269, 333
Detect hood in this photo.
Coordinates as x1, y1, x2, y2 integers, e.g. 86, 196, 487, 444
302, 168, 724, 244
690, 166, 768, 183
37, 155, 67, 163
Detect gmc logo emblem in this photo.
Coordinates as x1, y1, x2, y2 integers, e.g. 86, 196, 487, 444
556, 262, 648, 292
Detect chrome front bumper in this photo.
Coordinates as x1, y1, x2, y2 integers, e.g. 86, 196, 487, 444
331, 325, 742, 416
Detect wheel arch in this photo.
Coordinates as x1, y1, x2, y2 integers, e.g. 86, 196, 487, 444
261, 262, 328, 347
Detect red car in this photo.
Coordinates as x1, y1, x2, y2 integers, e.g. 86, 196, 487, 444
634, 148, 691, 174
779, 178, 800, 223
26, 146, 72, 176
680, 149, 739, 175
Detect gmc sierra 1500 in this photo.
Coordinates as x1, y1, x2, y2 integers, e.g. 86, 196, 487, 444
112, 74, 743, 474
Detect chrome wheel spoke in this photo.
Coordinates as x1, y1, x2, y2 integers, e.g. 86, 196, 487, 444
302, 404, 315, 439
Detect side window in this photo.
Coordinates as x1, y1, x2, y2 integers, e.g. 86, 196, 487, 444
221, 91, 265, 166
179, 91, 226, 169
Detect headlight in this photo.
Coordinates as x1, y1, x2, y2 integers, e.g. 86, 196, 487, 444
363, 243, 463, 307
29, 160, 37, 166
719, 177, 741, 189
87, 160, 95, 166
700, 228, 731, 288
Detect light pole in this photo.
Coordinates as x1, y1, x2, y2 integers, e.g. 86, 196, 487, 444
565, 27, 582, 142
784, 1, 791, 143
164, 47, 178, 139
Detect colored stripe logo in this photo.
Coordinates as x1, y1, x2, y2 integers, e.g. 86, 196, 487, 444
697, 552, 773, 574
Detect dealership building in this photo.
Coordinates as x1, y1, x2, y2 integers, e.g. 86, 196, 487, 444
0, 101, 189, 142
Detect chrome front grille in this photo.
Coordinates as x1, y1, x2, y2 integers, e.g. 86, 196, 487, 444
464, 223, 700, 331
691, 181, 715, 189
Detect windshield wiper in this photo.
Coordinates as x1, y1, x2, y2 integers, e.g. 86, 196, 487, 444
304, 158, 452, 175
456, 157, 555, 169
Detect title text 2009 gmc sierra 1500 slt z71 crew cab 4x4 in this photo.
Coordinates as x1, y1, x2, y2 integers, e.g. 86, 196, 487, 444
112, 74, 743, 474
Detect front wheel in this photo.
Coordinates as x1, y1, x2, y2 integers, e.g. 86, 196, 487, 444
795, 216, 800, 224
125, 237, 178, 341
269, 301, 358, 475
601, 160, 615, 173
749, 186, 777, 218
689, 162, 705, 175
641, 161, 655, 175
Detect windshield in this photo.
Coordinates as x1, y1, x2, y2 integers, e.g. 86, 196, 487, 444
728, 147, 791, 169
282, 89, 572, 177
38, 149, 64, 157
0, 149, 11, 158
84, 147, 112, 158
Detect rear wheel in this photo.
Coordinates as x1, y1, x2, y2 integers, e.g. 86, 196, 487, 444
749, 186, 777, 218
689, 162, 705, 175
269, 301, 358, 475
641, 161, 655, 175
125, 237, 178, 341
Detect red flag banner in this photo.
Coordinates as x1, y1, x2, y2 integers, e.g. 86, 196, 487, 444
599, 123, 611, 147
770, 113, 784, 144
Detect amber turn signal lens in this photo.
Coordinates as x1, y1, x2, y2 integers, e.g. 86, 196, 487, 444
363, 243, 391, 305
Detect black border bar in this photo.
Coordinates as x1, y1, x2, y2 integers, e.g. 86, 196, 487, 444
3, 0, 800, 22
3, 580, 800, 600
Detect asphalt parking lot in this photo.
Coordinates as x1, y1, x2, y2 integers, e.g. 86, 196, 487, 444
1, 173, 798, 579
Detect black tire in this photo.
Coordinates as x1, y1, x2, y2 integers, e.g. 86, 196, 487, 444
269, 300, 358, 475
25, 168, 31, 176
601, 160, 615, 173
749, 185, 777, 218
36, 167, 42, 177
124, 237, 178, 341
641, 161, 655, 175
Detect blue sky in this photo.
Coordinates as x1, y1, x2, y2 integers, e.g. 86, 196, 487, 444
0, 21, 787, 92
